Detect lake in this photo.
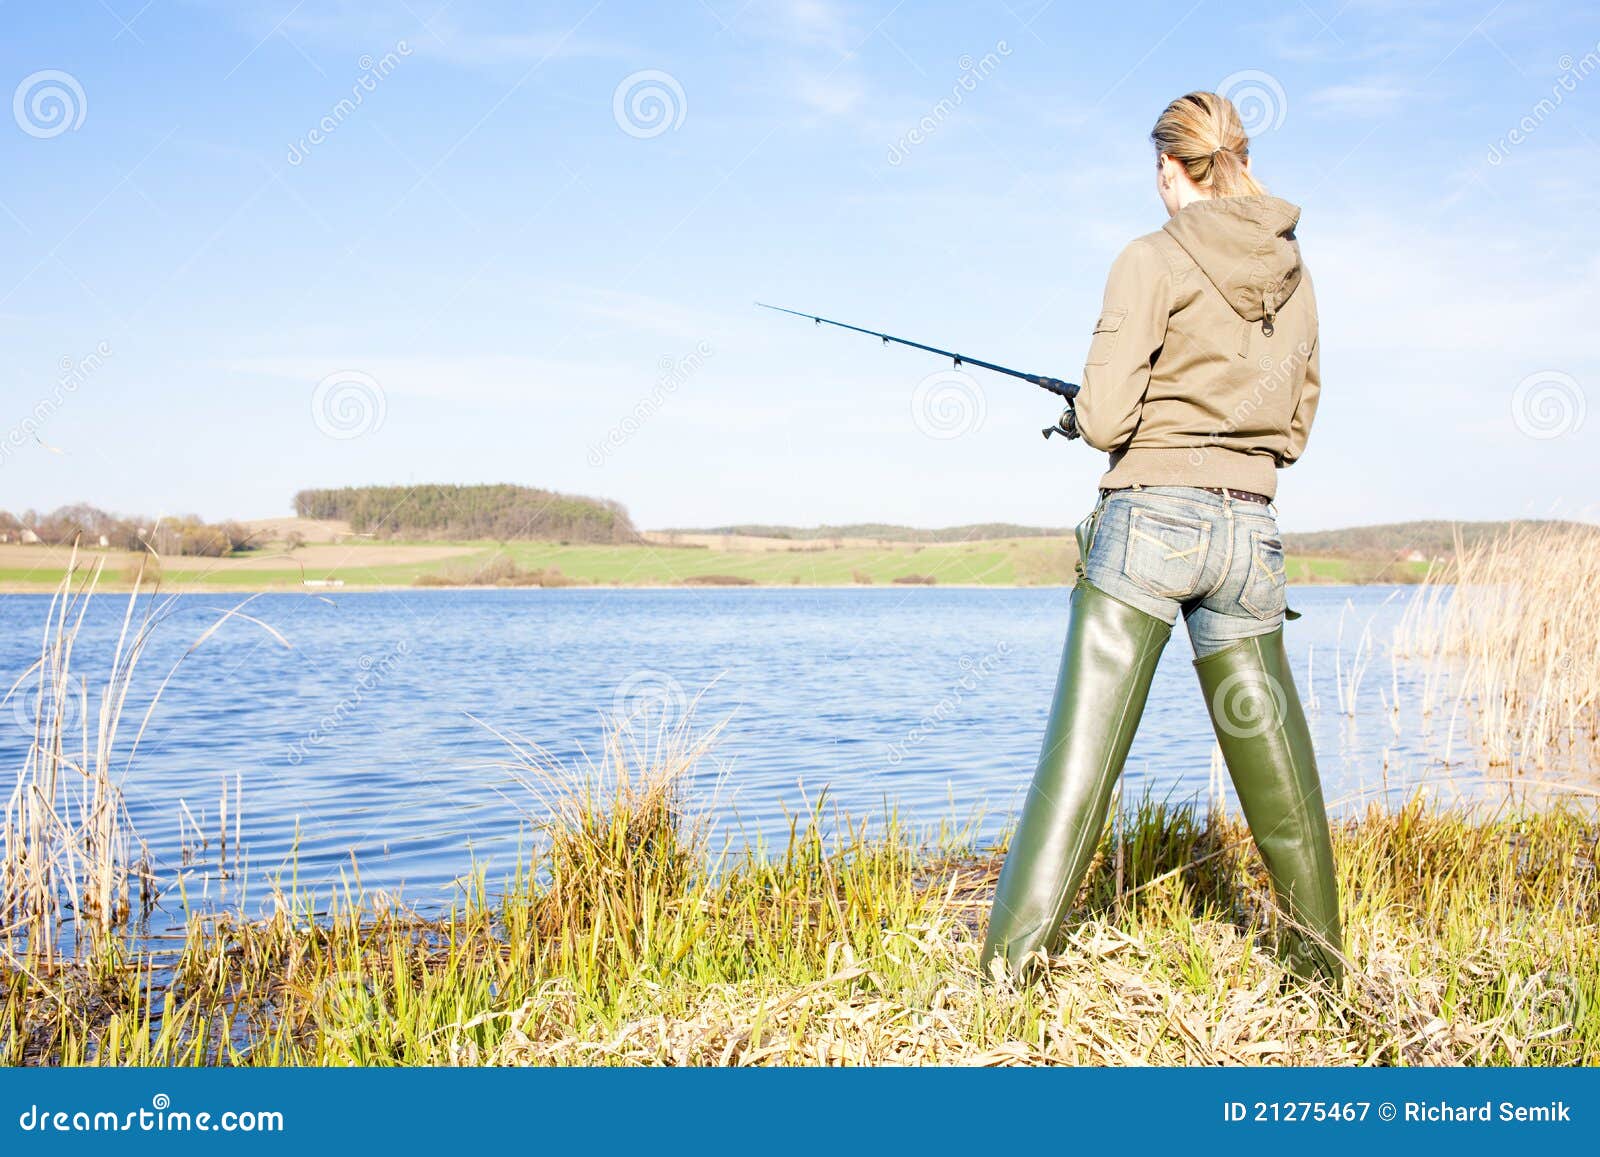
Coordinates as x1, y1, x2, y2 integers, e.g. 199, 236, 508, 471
0, 585, 1562, 927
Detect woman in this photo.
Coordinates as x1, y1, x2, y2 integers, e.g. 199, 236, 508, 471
980, 92, 1342, 985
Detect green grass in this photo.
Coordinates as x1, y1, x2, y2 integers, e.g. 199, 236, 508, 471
487, 539, 1066, 586
6, 730, 1597, 1066
1, 540, 1431, 591
1286, 555, 1431, 584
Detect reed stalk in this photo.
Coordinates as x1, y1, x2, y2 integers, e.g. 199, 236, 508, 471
1395, 522, 1600, 773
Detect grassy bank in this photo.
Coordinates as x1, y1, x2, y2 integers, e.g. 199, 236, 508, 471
4, 674, 1596, 1066
5, 528, 1593, 1067
0, 537, 1428, 592
5, 756, 1596, 1066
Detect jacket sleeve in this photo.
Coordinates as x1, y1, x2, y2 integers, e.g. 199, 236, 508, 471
1281, 333, 1320, 466
1075, 238, 1172, 452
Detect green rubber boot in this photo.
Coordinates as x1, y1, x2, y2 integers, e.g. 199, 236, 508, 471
1194, 630, 1344, 985
980, 582, 1171, 979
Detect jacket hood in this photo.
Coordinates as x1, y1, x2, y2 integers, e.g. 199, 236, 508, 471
1162, 195, 1303, 325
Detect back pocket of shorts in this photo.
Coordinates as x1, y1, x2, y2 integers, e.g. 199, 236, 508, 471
1123, 507, 1210, 599
1239, 530, 1288, 620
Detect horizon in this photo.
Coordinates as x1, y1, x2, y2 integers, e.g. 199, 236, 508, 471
3, 2, 1596, 532
10, 480, 1600, 538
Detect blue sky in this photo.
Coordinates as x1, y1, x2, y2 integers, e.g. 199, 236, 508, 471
1, 0, 1595, 532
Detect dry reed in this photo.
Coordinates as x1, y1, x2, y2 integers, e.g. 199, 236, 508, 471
1, 553, 286, 972
1, 550, 153, 968
1395, 522, 1600, 772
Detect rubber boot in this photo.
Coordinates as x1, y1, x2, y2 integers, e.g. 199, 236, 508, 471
980, 581, 1171, 979
1194, 629, 1344, 985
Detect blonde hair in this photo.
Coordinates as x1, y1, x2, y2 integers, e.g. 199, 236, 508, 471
1150, 92, 1266, 198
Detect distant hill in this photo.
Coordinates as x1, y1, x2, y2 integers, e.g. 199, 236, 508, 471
1279, 519, 1597, 557
660, 518, 1595, 555
656, 522, 1068, 544
293, 484, 638, 543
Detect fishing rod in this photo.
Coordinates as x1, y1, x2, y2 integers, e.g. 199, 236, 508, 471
756, 302, 1082, 441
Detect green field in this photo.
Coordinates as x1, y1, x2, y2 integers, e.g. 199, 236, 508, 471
0, 536, 1431, 591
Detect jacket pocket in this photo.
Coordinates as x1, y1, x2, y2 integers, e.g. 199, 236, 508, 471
1085, 308, 1127, 367
1239, 530, 1288, 620
1123, 507, 1210, 599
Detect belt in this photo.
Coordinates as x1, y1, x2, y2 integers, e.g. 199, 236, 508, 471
1102, 485, 1273, 506
1199, 486, 1272, 505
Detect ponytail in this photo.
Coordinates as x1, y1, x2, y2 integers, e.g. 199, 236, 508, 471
1150, 92, 1266, 198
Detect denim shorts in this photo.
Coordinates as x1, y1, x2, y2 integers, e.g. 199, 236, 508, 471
1081, 485, 1288, 657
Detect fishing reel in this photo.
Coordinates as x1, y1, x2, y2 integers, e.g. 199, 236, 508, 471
1042, 405, 1081, 442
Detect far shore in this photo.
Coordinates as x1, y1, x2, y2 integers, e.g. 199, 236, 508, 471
0, 575, 1423, 596
0, 519, 1434, 595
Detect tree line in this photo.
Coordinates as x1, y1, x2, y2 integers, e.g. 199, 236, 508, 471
293, 484, 639, 543
0, 505, 253, 557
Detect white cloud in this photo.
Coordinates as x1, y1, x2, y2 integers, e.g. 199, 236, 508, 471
223, 354, 621, 401
217, 1, 632, 70
749, 0, 858, 53
545, 286, 733, 342
793, 70, 865, 116
405, 26, 633, 68
1308, 80, 1411, 114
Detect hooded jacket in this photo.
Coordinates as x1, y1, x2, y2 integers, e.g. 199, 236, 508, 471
1075, 195, 1320, 498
